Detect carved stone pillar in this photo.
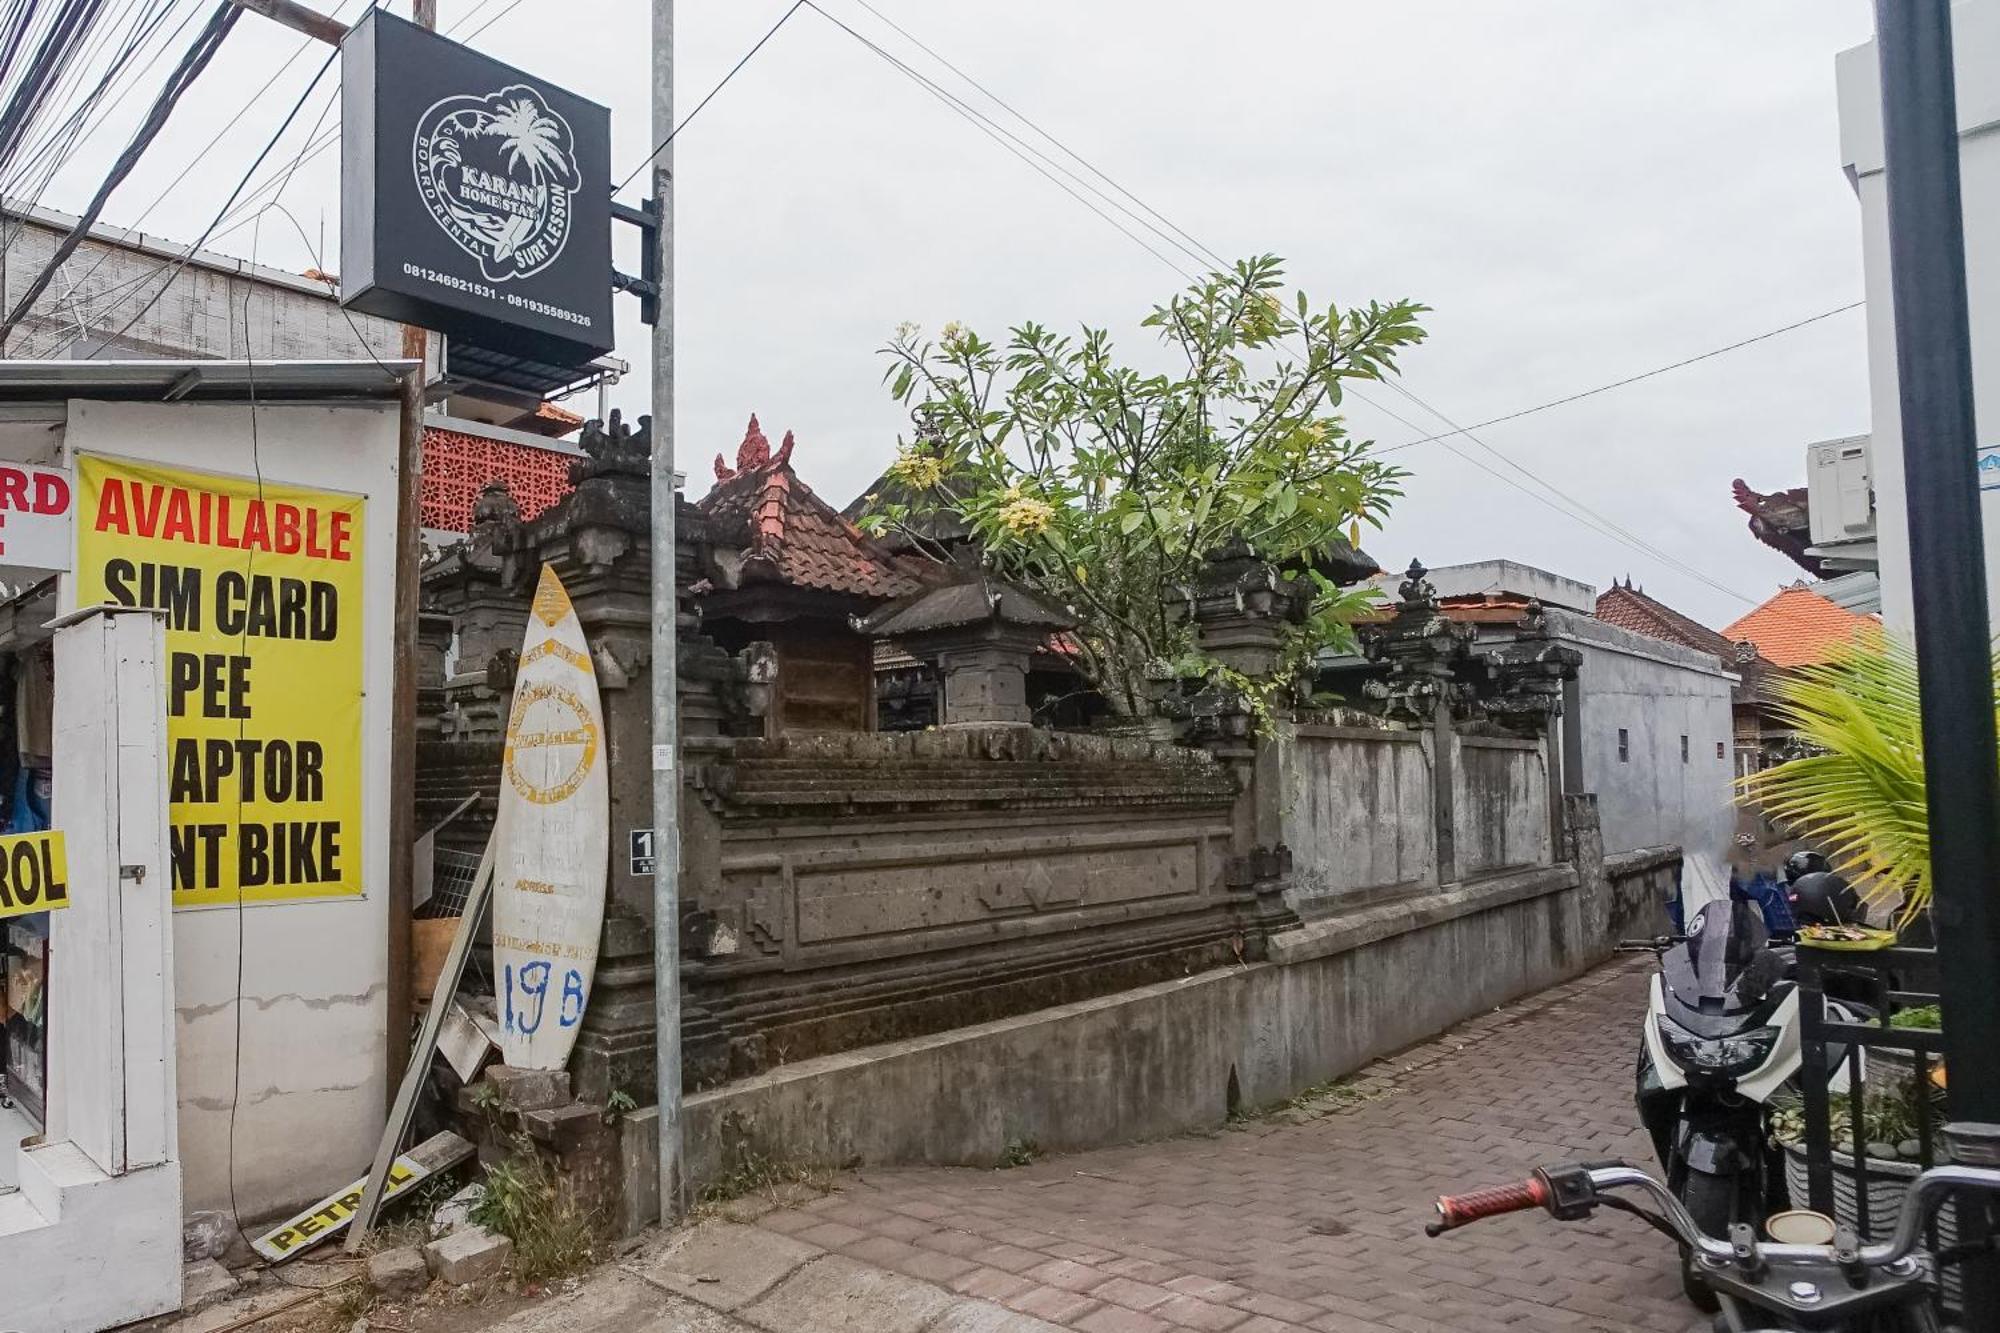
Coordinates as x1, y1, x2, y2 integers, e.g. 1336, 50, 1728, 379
414, 610, 454, 739
1358, 561, 1477, 886
1164, 544, 1317, 947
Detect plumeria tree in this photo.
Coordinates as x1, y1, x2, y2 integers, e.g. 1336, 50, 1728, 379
859, 256, 1428, 717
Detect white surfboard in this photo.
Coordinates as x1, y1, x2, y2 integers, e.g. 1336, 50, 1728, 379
491, 564, 609, 1070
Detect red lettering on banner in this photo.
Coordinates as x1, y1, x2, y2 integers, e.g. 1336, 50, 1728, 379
132, 484, 166, 538
94, 478, 130, 533
241, 500, 270, 552
162, 488, 194, 542
90, 476, 354, 560
274, 504, 301, 555
35, 472, 66, 514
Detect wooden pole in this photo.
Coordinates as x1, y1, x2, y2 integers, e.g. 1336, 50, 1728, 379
382, 0, 437, 1113
222, 0, 347, 44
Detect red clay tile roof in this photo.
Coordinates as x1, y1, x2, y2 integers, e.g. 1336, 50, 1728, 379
1595, 580, 1742, 663
1353, 592, 1534, 626
1720, 584, 1876, 669
697, 414, 924, 600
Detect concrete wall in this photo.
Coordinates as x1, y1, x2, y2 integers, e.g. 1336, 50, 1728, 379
1838, 0, 2000, 634
1281, 724, 1435, 903
683, 865, 1593, 1183
1367, 560, 1596, 613
1452, 735, 1551, 877
0, 204, 409, 364
1278, 723, 1549, 911
57, 400, 400, 1222
1603, 846, 1680, 944
1551, 609, 1736, 907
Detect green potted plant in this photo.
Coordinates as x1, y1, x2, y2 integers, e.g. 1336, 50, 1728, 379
1769, 1072, 1960, 1307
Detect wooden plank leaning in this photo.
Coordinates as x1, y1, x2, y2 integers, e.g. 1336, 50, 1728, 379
343, 829, 496, 1252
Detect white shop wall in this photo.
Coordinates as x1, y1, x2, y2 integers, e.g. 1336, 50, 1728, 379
59, 399, 399, 1221
1838, 0, 2000, 635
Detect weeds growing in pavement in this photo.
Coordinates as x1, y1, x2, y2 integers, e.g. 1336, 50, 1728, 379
470, 1139, 601, 1284
995, 1137, 1043, 1169
694, 1145, 834, 1212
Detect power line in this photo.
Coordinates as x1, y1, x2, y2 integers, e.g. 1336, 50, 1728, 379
819, 0, 1764, 604
1376, 301, 1867, 454
58, 0, 371, 297
841, 0, 1220, 274
615, 0, 805, 194
1371, 378, 1756, 605
205, 0, 525, 244
458, 0, 523, 42
80, 34, 336, 356
1, 0, 239, 342
804, 1, 1201, 279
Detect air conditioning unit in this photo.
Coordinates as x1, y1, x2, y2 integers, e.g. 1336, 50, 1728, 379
1807, 435, 1874, 546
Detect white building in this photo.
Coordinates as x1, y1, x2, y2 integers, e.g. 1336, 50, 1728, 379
1837, 0, 2000, 634
1366, 560, 1740, 905
0, 362, 407, 1331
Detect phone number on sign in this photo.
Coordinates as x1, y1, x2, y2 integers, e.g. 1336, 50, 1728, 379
400, 265, 594, 329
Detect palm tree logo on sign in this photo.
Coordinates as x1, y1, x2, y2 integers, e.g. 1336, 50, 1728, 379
411, 84, 581, 282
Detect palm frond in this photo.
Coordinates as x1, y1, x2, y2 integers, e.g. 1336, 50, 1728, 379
1738, 634, 2000, 927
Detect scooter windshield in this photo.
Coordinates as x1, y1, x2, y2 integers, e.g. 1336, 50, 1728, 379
1666, 900, 1770, 1010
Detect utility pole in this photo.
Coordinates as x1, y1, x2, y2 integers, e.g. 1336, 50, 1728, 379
1871, 2, 2000, 1320
382, 0, 437, 1104
649, 0, 685, 1223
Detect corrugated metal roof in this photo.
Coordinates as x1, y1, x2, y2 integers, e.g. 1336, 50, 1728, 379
0, 359, 415, 402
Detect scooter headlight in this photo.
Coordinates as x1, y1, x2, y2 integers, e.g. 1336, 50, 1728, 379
1657, 1018, 1780, 1076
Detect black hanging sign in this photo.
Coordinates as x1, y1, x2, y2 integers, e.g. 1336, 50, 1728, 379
339, 10, 614, 366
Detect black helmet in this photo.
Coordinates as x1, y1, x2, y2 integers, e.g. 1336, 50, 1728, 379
1785, 850, 1832, 883
1790, 871, 1861, 926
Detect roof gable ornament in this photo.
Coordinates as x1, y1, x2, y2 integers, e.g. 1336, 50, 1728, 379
714, 412, 774, 482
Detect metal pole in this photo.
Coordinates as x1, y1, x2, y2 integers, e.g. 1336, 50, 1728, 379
650, 0, 685, 1224
1872, 2, 2000, 1319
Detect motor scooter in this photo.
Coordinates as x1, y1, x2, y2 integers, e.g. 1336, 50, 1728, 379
1631, 866, 1866, 1306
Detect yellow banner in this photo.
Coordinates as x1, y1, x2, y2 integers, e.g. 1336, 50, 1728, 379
0, 830, 66, 920
75, 455, 364, 907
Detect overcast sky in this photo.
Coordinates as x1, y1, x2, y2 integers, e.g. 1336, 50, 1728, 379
26, 0, 1884, 628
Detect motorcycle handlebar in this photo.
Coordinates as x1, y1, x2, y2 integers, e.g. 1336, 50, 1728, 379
1425, 1177, 1548, 1237
1433, 1163, 2000, 1268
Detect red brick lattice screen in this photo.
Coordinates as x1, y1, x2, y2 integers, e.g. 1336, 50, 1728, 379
420, 427, 575, 533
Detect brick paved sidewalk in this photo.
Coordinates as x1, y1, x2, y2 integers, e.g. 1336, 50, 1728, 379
746, 956, 1702, 1333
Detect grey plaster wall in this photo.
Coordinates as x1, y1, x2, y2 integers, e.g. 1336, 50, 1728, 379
1452, 736, 1551, 877
1280, 724, 1436, 904
682, 865, 1592, 1184
1604, 846, 1680, 943
1549, 609, 1737, 903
